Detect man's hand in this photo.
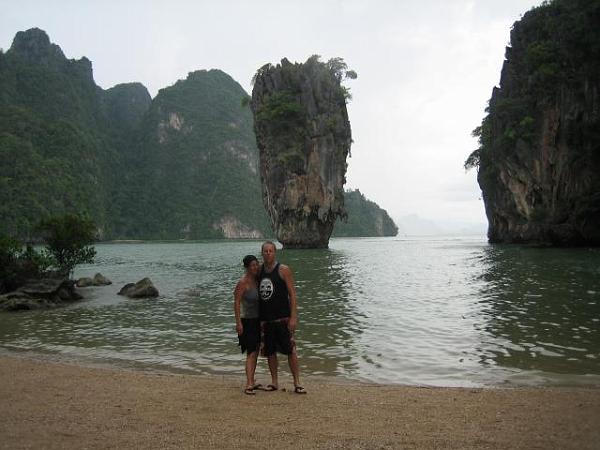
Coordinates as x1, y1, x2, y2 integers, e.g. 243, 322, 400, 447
236, 322, 243, 336
288, 316, 297, 333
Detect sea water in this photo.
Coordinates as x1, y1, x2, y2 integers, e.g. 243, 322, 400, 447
0, 237, 599, 387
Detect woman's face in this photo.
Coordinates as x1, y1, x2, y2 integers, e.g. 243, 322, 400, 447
246, 259, 260, 276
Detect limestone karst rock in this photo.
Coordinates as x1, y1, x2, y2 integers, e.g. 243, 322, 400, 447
468, 0, 600, 245
250, 56, 354, 248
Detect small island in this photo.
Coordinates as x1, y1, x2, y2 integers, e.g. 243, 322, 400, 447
251, 56, 355, 248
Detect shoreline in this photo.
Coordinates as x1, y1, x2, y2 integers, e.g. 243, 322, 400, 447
1, 354, 599, 449
2, 346, 600, 390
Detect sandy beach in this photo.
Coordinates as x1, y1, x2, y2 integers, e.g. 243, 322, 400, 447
0, 355, 598, 449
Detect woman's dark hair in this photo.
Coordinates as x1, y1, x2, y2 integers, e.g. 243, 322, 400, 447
243, 255, 258, 267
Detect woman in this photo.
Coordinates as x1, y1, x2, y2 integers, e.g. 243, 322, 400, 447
233, 254, 262, 395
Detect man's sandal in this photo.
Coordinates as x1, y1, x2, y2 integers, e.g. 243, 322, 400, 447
263, 384, 278, 391
294, 385, 307, 394
244, 386, 256, 395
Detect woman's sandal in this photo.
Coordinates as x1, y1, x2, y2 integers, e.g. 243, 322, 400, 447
294, 385, 307, 394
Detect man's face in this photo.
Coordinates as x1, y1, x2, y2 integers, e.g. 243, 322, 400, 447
261, 243, 276, 266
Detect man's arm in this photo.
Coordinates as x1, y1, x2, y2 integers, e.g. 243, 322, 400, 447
280, 264, 298, 332
233, 281, 244, 335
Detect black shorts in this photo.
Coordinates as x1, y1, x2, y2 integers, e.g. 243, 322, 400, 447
262, 319, 295, 357
238, 318, 260, 354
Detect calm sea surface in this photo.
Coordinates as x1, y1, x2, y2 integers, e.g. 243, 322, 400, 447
1, 237, 599, 387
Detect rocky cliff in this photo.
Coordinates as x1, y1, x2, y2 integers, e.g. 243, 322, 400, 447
467, 0, 600, 245
1, 30, 398, 241
251, 56, 354, 248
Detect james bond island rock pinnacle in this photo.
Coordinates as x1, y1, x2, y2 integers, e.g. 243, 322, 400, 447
466, 0, 600, 245
250, 56, 355, 248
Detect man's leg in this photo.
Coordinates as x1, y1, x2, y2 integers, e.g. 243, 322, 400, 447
267, 354, 278, 387
288, 350, 301, 387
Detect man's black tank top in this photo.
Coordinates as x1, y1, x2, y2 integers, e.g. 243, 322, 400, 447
259, 262, 291, 321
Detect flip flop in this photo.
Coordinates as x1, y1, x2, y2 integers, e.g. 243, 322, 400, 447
251, 383, 264, 390
244, 387, 256, 395
294, 385, 307, 394
263, 384, 278, 391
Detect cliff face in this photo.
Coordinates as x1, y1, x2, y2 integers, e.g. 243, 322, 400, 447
470, 0, 600, 245
251, 56, 353, 248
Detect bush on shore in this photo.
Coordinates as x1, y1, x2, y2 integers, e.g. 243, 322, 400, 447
0, 214, 96, 294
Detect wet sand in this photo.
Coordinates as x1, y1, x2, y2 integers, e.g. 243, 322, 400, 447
0, 355, 599, 449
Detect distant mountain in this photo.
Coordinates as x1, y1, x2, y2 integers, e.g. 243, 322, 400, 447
333, 190, 398, 237
394, 215, 443, 236
0, 28, 398, 240
393, 214, 487, 236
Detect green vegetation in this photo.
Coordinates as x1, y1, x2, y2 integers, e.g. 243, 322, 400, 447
0, 213, 95, 292
252, 55, 356, 178
1, 29, 394, 242
37, 214, 96, 278
0, 234, 46, 293
325, 56, 357, 101
333, 190, 398, 237
0, 29, 269, 240
120, 69, 271, 239
255, 90, 305, 127
0, 105, 110, 238
466, 0, 600, 172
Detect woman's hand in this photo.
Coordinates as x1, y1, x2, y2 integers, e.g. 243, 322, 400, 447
236, 321, 243, 336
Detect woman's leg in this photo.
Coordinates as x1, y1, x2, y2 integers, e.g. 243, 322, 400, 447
245, 351, 257, 387
246, 351, 258, 387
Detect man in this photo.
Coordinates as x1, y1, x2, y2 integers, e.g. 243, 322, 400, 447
258, 241, 307, 394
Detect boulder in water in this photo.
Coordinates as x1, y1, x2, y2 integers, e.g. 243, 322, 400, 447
118, 278, 159, 298
0, 278, 82, 311
76, 277, 94, 287
92, 273, 112, 286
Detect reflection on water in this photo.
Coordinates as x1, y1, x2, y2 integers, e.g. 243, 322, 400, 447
278, 248, 362, 377
474, 246, 600, 376
0, 238, 598, 387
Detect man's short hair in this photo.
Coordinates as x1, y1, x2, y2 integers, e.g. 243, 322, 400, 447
261, 240, 276, 252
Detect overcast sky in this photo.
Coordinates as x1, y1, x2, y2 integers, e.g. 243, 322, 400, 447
1, 0, 543, 230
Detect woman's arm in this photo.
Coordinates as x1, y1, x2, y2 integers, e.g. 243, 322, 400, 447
233, 281, 244, 335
